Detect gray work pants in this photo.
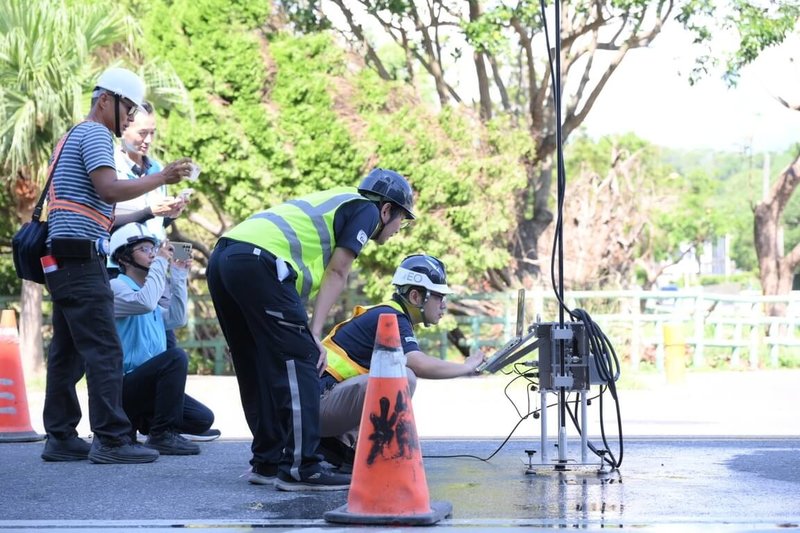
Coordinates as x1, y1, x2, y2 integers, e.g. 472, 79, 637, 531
319, 368, 418, 446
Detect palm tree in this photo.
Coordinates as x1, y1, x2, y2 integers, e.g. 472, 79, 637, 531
0, 0, 136, 377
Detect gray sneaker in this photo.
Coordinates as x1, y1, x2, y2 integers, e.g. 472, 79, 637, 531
144, 431, 200, 455
248, 463, 278, 485
275, 469, 351, 492
88, 439, 159, 464
41, 435, 91, 462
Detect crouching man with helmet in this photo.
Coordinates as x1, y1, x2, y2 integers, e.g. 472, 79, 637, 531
108, 223, 215, 455
316, 254, 486, 470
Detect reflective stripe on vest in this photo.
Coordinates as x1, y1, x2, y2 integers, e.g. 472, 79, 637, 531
323, 300, 405, 382
224, 188, 364, 302
48, 199, 113, 230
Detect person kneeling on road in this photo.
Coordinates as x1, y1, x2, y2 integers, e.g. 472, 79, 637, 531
109, 223, 214, 455
317, 254, 485, 470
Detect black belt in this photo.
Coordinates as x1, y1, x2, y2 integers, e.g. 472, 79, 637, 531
49, 238, 106, 260
216, 237, 278, 260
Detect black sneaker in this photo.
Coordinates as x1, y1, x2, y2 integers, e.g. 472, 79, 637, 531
274, 468, 351, 492
180, 429, 221, 442
41, 435, 91, 462
144, 431, 200, 455
248, 463, 279, 485
88, 438, 159, 464
317, 437, 355, 468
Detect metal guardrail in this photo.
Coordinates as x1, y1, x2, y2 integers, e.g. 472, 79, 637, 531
3, 288, 799, 374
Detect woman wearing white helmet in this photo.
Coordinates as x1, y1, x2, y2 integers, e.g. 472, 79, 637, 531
108, 223, 216, 455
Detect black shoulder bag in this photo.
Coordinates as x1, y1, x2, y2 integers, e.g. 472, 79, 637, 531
12, 128, 75, 284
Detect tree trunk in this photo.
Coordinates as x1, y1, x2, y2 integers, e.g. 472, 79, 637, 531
468, 0, 492, 121
19, 280, 45, 379
753, 153, 800, 317
513, 154, 554, 280
13, 175, 46, 378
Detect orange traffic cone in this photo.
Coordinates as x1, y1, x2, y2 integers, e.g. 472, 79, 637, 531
0, 309, 44, 442
324, 313, 452, 525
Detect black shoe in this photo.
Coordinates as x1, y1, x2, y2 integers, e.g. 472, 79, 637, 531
317, 437, 355, 468
274, 468, 351, 492
248, 462, 279, 485
41, 435, 91, 462
88, 438, 159, 464
180, 428, 221, 442
144, 431, 200, 455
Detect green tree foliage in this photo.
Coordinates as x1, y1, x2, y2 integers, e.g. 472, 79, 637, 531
277, 0, 800, 288
133, 0, 275, 222
781, 146, 800, 254
664, 146, 800, 277
561, 133, 700, 288
131, 0, 525, 299
0, 0, 136, 373
681, 0, 800, 85
0, 0, 134, 196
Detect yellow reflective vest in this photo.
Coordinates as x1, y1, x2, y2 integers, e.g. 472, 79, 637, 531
323, 300, 405, 382
224, 187, 365, 302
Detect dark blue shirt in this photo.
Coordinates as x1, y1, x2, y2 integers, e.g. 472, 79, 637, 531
332, 200, 380, 257
320, 303, 419, 392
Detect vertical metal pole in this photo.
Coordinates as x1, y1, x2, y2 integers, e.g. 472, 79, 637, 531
631, 290, 641, 370
540, 389, 548, 464
558, 398, 567, 464
693, 289, 705, 368
553, 0, 569, 467
580, 389, 588, 463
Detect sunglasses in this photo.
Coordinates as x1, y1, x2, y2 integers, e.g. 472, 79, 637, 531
108, 92, 138, 119
120, 98, 138, 119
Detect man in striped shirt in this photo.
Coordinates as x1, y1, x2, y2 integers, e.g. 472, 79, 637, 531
41, 67, 194, 465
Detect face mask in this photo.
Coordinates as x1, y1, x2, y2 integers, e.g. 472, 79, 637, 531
122, 139, 140, 153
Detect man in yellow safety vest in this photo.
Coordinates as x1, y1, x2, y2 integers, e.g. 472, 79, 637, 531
206, 168, 414, 491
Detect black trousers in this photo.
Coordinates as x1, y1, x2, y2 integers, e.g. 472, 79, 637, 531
207, 238, 322, 480
122, 347, 214, 437
43, 255, 132, 444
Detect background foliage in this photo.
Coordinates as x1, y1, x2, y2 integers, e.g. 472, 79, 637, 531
1, 0, 797, 373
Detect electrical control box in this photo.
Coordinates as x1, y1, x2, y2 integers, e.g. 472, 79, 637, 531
536, 321, 590, 392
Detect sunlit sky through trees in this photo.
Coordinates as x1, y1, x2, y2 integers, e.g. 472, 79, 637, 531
583, 28, 800, 154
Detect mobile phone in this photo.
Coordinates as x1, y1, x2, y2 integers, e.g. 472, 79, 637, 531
171, 241, 192, 261
187, 163, 201, 181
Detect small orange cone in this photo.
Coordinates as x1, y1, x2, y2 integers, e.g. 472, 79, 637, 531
0, 309, 44, 443
324, 313, 452, 525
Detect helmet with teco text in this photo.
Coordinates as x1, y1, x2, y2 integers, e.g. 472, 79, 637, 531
391, 254, 452, 295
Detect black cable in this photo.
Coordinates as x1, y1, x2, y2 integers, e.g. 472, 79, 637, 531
424, 365, 542, 462
565, 387, 622, 469
428, 0, 626, 470
538, 0, 624, 467
423, 368, 606, 464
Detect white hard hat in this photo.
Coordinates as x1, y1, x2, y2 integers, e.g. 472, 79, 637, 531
95, 67, 146, 108
109, 223, 158, 266
391, 254, 453, 295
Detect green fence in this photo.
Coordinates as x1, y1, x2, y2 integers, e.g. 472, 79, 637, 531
4, 288, 799, 374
